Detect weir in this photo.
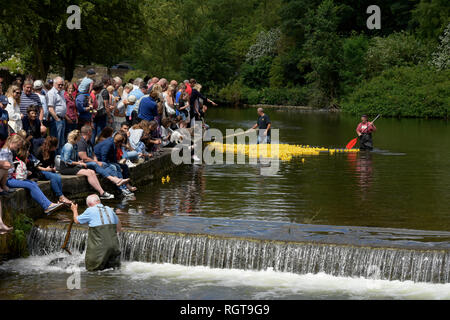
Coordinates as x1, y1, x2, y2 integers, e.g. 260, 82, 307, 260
28, 225, 450, 284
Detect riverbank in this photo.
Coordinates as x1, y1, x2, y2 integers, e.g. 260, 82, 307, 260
0, 149, 179, 260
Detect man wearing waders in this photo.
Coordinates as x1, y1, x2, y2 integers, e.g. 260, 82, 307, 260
71, 194, 122, 271
356, 115, 377, 151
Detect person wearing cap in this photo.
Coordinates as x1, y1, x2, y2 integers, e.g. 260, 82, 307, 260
78, 69, 96, 94
33, 80, 49, 127
0, 95, 10, 149
356, 114, 377, 151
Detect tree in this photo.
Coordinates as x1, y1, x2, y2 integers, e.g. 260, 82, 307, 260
412, 0, 450, 41
0, 0, 140, 80
181, 27, 234, 88
303, 0, 343, 107
431, 23, 450, 70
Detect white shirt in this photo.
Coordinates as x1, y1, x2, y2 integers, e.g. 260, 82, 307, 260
6, 97, 22, 132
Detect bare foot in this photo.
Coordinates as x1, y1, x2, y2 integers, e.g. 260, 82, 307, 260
127, 184, 137, 192
116, 178, 130, 187
0, 223, 13, 233
59, 196, 73, 205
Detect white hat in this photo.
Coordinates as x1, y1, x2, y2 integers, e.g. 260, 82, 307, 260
127, 95, 136, 103
33, 80, 44, 89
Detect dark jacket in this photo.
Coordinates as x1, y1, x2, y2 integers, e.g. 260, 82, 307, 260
94, 137, 117, 164
22, 115, 42, 139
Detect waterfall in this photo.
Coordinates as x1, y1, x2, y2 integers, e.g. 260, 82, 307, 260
28, 226, 450, 283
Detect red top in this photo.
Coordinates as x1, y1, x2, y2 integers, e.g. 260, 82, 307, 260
64, 91, 78, 121
185, 83, 192, 96
357, 122, 376, 134
116, 147, 123, 161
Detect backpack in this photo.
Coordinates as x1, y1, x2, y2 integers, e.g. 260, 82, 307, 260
96, 89, 108, 117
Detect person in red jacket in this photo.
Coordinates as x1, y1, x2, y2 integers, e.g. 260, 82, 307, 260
356, 115, 377, 151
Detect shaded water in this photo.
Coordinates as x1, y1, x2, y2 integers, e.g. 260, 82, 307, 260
1, 109, 450, 299
109, 109, 450, 231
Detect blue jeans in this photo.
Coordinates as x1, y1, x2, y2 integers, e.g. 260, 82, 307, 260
50, 119, 66, 155
257, 134, 271, 144
108, 163, 129, 179
92, 116, 107, 145
7, 178, 52, 210
41, 171, 63, 197
86, 162, 127, 190
86, 162, 116, 179
122, 150, 139, 161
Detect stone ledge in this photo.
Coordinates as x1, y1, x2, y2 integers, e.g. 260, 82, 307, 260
0, 148, 179, 258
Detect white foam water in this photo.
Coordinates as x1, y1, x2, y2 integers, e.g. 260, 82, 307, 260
121, 261, 450, 300
2, 254, 449, 299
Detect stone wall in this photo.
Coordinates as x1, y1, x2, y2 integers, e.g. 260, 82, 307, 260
0, 149, 179, 259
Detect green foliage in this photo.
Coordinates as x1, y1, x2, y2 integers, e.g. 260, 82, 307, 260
365, 32, 432, 77
8, 213, 34, 258
340, 33, 369, 94
181, 27, 234, 89
269, 56, 285, 88
240, 56, 273, 89
303, 0, 342, 106
0, 53, 27, 75
0, 0, 140, 79
216, 82, 308, 106
412, 0, 450, 41
341, 65, 450, 118
431, 23, 450, 70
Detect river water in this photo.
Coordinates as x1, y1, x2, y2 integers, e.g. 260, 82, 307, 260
1, 108, 450, 299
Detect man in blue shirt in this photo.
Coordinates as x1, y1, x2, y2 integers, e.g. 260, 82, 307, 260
71, 194, 121, 271
137, 95, 158, 122
76, 93, 93, 128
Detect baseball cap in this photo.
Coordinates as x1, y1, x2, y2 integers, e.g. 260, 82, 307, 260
87, 69, 96, 75
33, 80, 44, 90
127, 95, 137, 104
0, 95, 8, 105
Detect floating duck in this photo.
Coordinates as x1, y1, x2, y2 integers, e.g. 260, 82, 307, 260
207, 142, 359, 162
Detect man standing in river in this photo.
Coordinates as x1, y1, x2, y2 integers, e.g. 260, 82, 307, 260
356, 114, 377, 151
251, 108, 271, 144
71, 194, 122, 271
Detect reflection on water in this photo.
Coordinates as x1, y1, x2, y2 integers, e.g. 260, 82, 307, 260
347, 152, 373, 195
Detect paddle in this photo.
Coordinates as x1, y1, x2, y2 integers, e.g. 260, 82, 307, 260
61, 220, 74, 255
345, 114, 381, 149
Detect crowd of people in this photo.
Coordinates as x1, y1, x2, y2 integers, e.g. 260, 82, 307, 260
0, 71, 217, 234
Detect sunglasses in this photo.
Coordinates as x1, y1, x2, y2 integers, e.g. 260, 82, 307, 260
14, 91, 21, 94
58, 84, 64, 87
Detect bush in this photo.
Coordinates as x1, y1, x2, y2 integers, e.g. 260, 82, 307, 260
341, 65, 450, 118
215, 83, 308, 107
240, 56, 272, 89
365, 32, 431, 78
